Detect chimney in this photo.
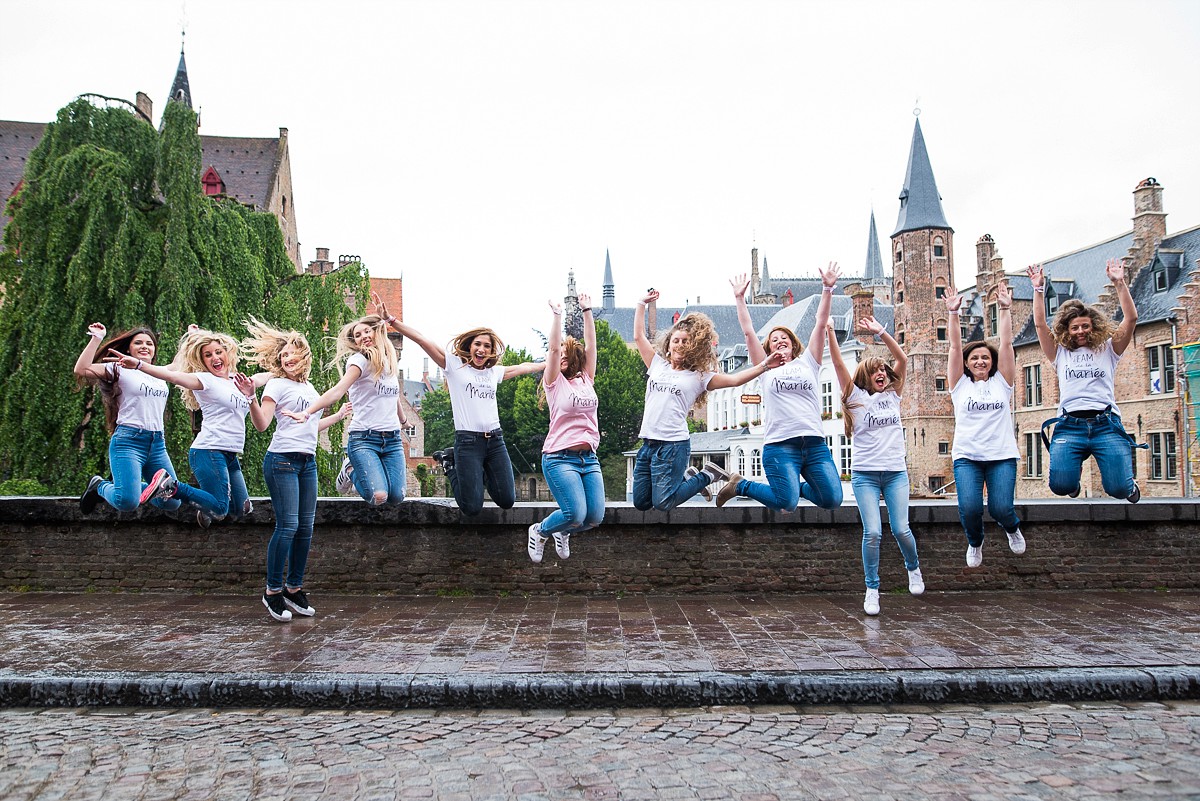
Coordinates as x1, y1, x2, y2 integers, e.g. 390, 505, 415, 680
307, 247, 333, 275
1129, 177, 1166, 278
844, 282, 875, 345
135, 92, 153, 123
975, 234, 996, 299
783, 288, 794, 307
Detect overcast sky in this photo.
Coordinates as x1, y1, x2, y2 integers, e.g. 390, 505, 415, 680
6, 0, 1200, 378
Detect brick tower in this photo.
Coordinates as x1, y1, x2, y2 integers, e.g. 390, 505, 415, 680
891, 117, 956, 496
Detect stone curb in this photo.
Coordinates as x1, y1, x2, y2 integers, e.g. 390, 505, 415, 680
2, 667, 1197, 709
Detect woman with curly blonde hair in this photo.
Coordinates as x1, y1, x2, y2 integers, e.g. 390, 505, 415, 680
715, 262, 843, 512
285, 292, 410, 508
631, 289, 784, 511
242, 319, 351, 623
1029, 260, 1140, 502
382, 310, 545, 516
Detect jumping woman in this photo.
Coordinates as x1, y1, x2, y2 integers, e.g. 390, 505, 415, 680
243, 319, 350, 623
632, 289, 784, 511
527, 294, 603, 563
384, 313, 545, 516
946, 279, 1024, 568
1028, 260, 1141, 502
715, 263, 844, 512
827, 318, 922, 616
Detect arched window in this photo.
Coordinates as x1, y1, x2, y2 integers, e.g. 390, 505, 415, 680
751, 449, 763, 477
933, 236, 946, 258
737, 449, 746, 476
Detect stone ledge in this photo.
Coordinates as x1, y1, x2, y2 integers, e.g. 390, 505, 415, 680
1, 666, 1196, 709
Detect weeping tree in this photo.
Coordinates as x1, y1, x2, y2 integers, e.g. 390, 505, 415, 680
0, 97, 369, 495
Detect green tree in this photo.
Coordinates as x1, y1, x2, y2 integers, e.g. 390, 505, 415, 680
592, 320, 646, 460
419, 385, 454, 454
0, 97, 367, 494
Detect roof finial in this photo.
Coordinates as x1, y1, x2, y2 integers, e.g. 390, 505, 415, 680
913, 97, 921, 117
180, 0, 188, 52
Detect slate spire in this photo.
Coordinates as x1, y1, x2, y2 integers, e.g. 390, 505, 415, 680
892, 117, 951, 236
864, 210, 885, 283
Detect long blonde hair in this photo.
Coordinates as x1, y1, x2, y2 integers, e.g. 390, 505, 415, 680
241, 318, 312, 382
1052, 299, 1116, 351
175, 328, 241, 411
452, 327, 505, 369
331, 315, 397, 380
840, 356, 902, 439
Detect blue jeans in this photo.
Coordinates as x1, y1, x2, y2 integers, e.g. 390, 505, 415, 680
98, 425, 183, 512
632, 439, 706, 511
738, 436, 843, 511
347, 430, 407, 506
188, 448, 250, 520
263, 451, 317, 592
450, 430, 516, 516
540, 450, 605, 533
851, 470, 919, 589
1048, 413, 1136, 499
952, 457, 1021, 547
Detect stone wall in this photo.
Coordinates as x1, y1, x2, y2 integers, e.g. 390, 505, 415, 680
1, 498, 1197, 596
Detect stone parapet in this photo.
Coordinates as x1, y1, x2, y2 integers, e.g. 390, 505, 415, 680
1, 498, 1197, 595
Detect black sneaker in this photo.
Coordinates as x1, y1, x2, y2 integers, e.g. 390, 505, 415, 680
262, 591, 292, 622
80, 475, 103, 515
196, 510, 213, 529
433, 447, 455, 474
1128, 484, 1141, 504
282, 588, 315, 616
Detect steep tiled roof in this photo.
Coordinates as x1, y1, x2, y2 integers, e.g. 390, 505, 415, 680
199, 135, 279, 210
893, 118, 952, 236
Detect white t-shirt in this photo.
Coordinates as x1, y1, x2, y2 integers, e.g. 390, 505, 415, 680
638, 354, 714, 442
950, 373, 1020, 461
1056, 343, 1121, 416
110, 364, 169, 431
346, 353, 402, 433
444, 346, 505, 433
264, 377, 322, 455
191, 372, 251, 452
847, 386, 906, 472
761, 349, 824, 443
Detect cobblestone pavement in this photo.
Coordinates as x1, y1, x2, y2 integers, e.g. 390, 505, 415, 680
2, 591, 1197, 675
2, 702, 1198, 800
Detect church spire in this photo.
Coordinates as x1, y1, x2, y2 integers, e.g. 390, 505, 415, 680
166, 35, 194, 110
892, 117, 951, 236
864, 210, 885, 283
602, 249, 615, 312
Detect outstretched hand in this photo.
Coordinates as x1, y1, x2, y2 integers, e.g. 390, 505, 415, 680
87, 322, 107, 340
944, 287, 963, 313
996, 278, 1012, 310
730, 273, 750, 298
1106, 258, 1127, 284
371, 290, 390, 320
233, 372, 256, 399
1026, 263, 1045, 291
819, 261, 841, 288
578, 292, 592, 310
860, 316, 885, 336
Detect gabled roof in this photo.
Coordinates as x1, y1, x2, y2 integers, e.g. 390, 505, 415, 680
893, 118, 952, 236
1130, 225, 1200, 324
199, 135, 280, 210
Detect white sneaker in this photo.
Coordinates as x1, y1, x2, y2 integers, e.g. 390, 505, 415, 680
1006, 527, 1026, 555
907, 568, 925, 595
685, 466, 713, 502
966, 544, 983, 568
335, 457, 356, 496
863, 588, 880, 616
552, 531, 571, 560
527, 523, 547, 563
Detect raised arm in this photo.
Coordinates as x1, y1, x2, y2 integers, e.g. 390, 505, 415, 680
632, 289, 659, 368
106, 350, 204, 390
317, 402, 352, 432
1107, 258, 1139, 355
544, 300, 563, 387
945, 288, 965, 386
864, 315, 908, 394
73, 323, 111, 381
805, 262, 840, 363
373, 290, 446, 369
996, 278, 1016, 385
1027, 264, 1057, 363
503, 361, 547, 380
281, 366, 360, 424
826, 322, 852, 390
730, 274, 767, 363
233, 372, 270, 432
579, 292, 597, 379
706, 349, 786, 390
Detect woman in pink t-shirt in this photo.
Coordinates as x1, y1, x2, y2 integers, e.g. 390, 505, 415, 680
527, 294, 603, 563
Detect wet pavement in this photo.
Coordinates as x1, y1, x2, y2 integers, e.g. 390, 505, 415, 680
1, 590, 1198, 708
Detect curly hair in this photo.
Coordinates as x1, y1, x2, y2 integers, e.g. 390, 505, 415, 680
82, 327, 159, 433
961, 340, 1000, 381
655, 313, 718, 373
452, 327, 504, 370
840, 356, 902, 439
1052, 299, 1116, 351
240, 317, 312, 382
761, 326, 803, 358
174, 328, 242, 411
330, 315, 397, 381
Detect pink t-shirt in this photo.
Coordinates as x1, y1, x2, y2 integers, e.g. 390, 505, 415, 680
542, 372, 600, 453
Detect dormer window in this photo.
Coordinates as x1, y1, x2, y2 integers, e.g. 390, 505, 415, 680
1154, 266, 1168, 292
201, 166, 225, 196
